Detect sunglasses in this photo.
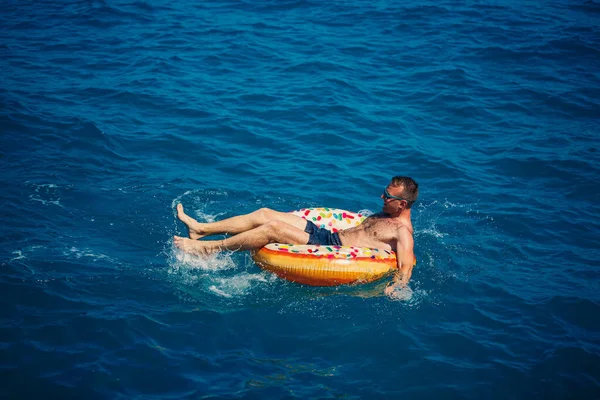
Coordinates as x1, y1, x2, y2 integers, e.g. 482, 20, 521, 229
383, 188, 408, 202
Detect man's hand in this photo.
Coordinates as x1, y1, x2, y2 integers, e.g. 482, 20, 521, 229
384, 282, 401, 297
384, 278, 414, 300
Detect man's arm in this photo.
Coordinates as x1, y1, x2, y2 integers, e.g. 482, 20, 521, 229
384, 227, 415, 297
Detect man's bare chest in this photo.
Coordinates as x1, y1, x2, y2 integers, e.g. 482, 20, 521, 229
355, 217, 398, 239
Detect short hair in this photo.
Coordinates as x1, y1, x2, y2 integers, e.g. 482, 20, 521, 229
391, 176, 419, 208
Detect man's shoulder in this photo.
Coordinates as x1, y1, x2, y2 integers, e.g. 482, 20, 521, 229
397, 225, 414, 240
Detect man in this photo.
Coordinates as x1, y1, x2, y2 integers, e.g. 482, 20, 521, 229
174, 176, 418, 294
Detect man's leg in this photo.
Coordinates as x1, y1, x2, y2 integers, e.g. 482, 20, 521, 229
173, 220, 310, 256
177, 204, 307, 239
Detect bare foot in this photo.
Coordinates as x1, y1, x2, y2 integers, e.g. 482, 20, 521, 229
173, 236, 220, 256
176, 204, 207, 240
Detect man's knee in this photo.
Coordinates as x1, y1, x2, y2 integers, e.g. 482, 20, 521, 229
256, 207, 278, 221
263, 220, 287, 241
264, 219, 285, 231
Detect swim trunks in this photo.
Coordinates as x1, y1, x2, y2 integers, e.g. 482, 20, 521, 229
304, 220, 343, 246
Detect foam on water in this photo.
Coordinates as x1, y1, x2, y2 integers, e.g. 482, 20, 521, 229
166, 239, 276, 301
25, 182, 65, 208
208, 272, 274, 298
10, 250, 26, 261
169, 248, 236, 272
66, 247, 116, 263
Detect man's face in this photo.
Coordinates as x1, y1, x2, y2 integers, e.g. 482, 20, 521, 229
381, 184, 407, 214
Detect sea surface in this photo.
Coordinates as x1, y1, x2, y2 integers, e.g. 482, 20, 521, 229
1, 0, 599, 398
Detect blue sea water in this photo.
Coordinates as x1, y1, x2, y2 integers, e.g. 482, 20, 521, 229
1, 0, 600, 398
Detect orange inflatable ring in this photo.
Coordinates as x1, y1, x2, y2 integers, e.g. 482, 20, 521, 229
252, 208, 398, 286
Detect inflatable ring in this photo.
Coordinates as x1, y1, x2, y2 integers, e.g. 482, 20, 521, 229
252, 208, 398, 286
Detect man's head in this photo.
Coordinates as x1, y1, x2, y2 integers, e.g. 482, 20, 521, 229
381, 176, 419, 214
